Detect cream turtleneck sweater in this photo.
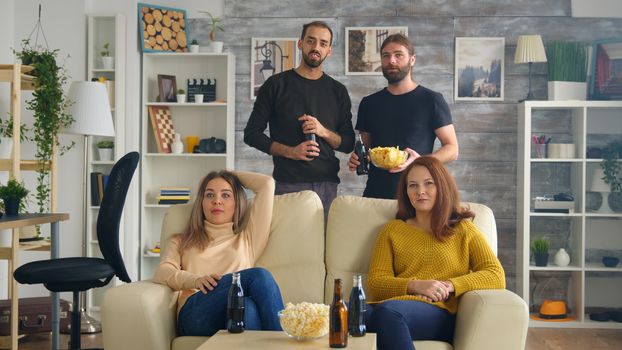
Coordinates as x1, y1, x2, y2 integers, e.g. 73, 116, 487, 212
154, 171, 275, 313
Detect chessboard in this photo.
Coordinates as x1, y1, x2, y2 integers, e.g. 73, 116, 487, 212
148, 105, 175, 153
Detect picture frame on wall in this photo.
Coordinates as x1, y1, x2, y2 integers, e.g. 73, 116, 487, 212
157, 74, 177, 102
345, 26, 408, 75
138, 3, 188, 52
454, 37, 505, 101
589, 38, 622, 100
250, 37, 300, 100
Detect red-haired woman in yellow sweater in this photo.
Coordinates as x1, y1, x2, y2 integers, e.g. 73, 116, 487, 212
366, 156, 505, 350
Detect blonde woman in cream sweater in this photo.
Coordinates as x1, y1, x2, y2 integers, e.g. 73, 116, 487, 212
366, 156, 505, 350
155, 171, 284, 336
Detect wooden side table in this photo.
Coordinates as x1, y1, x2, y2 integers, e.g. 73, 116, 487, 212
198, 330, 376, 349
0, 213, 69, 350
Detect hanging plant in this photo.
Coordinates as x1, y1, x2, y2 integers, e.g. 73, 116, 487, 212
14, 39, 74, 213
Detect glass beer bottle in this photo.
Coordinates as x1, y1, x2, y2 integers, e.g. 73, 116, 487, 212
348, 274, 366, 337
227, 272, 245, 333
354, 133, 368, 175
329, 278, 348, 348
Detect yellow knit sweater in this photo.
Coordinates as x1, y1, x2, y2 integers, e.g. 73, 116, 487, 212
368, 219, 505, 314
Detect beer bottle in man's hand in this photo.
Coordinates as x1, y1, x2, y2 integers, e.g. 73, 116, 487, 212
329, 278, 348, 348
227, 272, 245, 333
348, 274, 366, 337
355, 134, 368, 175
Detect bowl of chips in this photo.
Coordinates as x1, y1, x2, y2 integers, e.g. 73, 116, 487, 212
369, 146, 409, 169
278, 302, 329, 341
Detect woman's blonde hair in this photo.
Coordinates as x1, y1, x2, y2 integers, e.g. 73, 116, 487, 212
178, 171, 248, 252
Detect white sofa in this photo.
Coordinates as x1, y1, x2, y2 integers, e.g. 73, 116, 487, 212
102, 191, 528, 350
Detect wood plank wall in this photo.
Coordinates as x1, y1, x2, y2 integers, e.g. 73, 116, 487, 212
187, 0, 622, 292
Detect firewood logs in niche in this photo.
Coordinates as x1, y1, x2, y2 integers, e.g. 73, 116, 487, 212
141, 7, 187, 52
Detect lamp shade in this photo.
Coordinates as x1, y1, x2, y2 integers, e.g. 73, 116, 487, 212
63, 81, 115, 137
590, 168, 611, 192
514, 35, 547, 64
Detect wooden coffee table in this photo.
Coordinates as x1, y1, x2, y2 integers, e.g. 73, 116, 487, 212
198, 330, 376, 349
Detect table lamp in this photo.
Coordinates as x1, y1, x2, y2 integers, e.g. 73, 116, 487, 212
63, 81, 115, 333
589, 167, 612, 213
514, 35, 547, 102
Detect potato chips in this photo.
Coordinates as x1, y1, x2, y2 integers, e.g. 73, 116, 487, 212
369, 146, 408, 169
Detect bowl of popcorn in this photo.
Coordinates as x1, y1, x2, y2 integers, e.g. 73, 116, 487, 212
278, 302, 329, 341
370, 146, 409, 169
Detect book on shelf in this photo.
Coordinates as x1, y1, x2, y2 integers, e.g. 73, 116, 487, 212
90, 172, 110, 206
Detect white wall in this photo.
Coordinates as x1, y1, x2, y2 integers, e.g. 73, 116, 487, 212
572, 0, 622, 17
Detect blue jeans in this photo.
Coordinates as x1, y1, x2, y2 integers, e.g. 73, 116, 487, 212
177, 267, 284, 336
366, 300, 456, 350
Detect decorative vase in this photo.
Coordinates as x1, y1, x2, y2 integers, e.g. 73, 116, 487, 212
554, 248, 570, 266
534, 253, 549, 267
98, 148, 114, 161
171, 133, 183, 154
102, 56, 114, 70
4, 198, 20, 216
547, 81, 587, 101
608, 192, 622, 212
209, 41, 224, 53
585, 192, 603, 211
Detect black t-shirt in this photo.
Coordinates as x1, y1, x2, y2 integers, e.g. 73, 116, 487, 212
356, 85, 453, 199
244, 70, 354, 183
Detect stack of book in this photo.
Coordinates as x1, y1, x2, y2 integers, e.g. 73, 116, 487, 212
90, 172, 110, 206
158, 187, 190, 204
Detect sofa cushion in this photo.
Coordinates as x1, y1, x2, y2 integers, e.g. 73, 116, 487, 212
159, 190, 326, 306
324, 196, 497, 303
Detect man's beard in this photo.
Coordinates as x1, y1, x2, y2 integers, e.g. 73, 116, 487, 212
382, 63, 411, 83
302, 50, 326, 68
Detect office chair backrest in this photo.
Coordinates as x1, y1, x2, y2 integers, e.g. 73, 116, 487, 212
97, 151, 139, 283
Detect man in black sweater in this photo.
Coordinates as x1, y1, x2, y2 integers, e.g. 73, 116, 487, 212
244, 21, 355, 215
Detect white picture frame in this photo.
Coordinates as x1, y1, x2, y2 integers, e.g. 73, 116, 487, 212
345, 26, 408, 75
250, 37, 300, 100
454, 37, 505, 101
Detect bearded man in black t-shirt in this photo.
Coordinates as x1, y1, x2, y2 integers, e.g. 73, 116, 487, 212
244, 21, 355, 216
348, 34, 459, 199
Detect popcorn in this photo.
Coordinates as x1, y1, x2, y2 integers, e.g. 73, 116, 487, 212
370, 146, 408, 169
278, 302, 329, 339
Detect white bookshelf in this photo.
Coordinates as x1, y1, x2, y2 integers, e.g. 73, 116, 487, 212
139, 52, 235, 279
517, 100, 622, 328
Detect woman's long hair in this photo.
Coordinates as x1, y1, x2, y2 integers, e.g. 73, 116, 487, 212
178, 170, 248, 252
396, 156, 474, 240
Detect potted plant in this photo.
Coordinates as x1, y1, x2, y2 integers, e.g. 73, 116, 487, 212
199, 11, 224, 53
546, 41, 588, 100
177, 88, 186, 103
96, 140, 114, 161
101, 42, 114, 69
14, 39, 75, 215
601, 140, 622, 212
531, 237, 550, 267
0, 179, 29, 216
0, 117, 29, 159
190, 39, 200, 53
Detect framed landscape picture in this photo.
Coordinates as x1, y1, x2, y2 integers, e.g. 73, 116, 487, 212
138, 3, 188, 52
250, 38, 300, 100
345, 26, 408, 75
589, 38, 622, 100
454, 37, 505, 101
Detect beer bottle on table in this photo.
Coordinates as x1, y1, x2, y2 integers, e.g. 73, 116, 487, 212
348, 274, 366, 337
329, 278, 348, 348
354, 133, 368, 175
227, 272, 245, 333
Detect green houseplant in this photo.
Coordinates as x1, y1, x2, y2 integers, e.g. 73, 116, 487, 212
546, 41, 588, 100
100, 42, 114, 69
97, 140, 114, 161
601, 141, 622, 212
199, 11, 224, 53
531, 237, 550, 267
177, 88, 186, 103
0, 179, 29, 216
14, 39, 75, 214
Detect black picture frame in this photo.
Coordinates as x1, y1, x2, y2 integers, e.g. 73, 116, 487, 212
157, 74, 177, 102
589, 38, 622, 100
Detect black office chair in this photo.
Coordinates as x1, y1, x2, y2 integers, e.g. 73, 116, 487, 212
14, 151, 139, 350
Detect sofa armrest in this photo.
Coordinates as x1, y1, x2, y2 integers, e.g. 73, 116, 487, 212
102, 280, 178, 350
453, 289, 528, 350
